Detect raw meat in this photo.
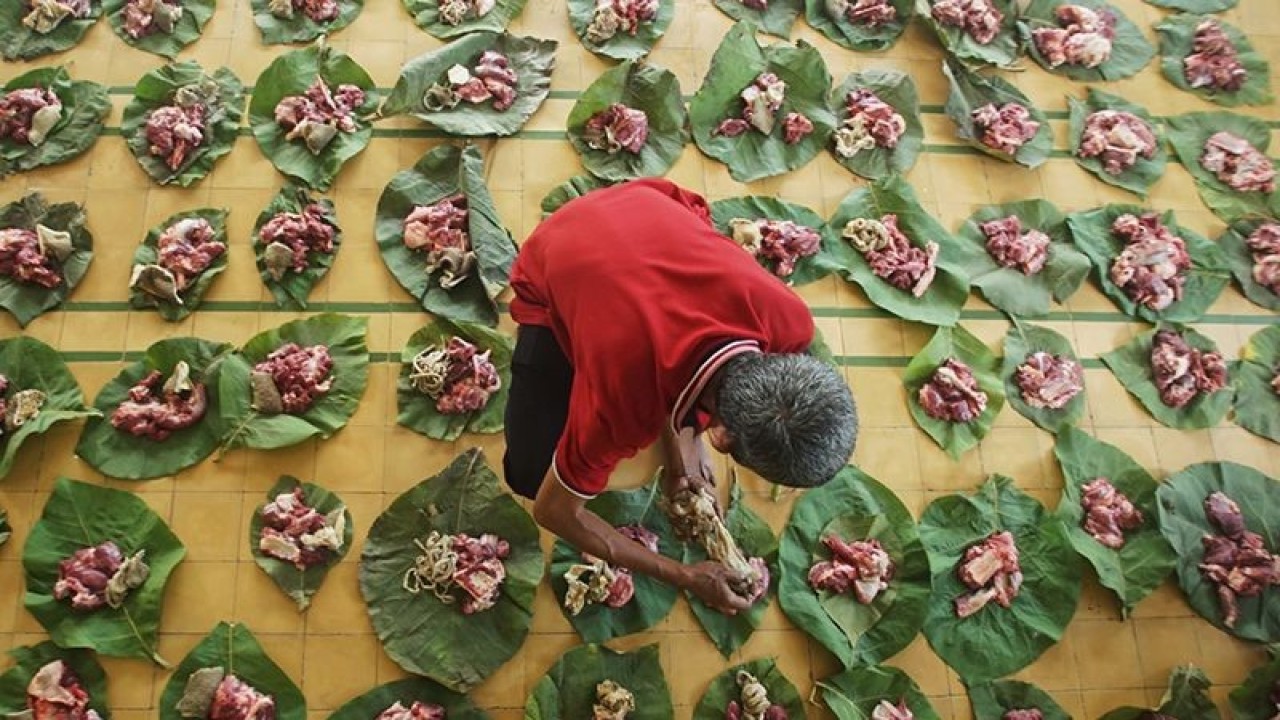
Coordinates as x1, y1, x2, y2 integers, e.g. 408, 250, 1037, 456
979, 215, 1050, 275
54, 540, 149, 611
436, 0, 493, 25
21, 0, 90, 33
1245, 222, 1280, 296
1076, 110, 1158, 175
1150, 329, 1227, 409
782, 112, 814, 145
584, 0, 658, 43
402, 194, 475, 289
918, 358, 988, 423
593, 680, 635, 720
25, 660, 102, 720
1183, 19, 1247, 92
258, 487, 345, 569
0, 87, 63, 146
274, 78, 365, 155
130, 217, 224, 307
826, 0, 897, 27
0, 225, 70, 288
423, 51, 518, 113
266, 0, 336, 22
841, 214, 938, 296
1003, 711, 1043, 720
1108, 212, 1191, 312
583, 103, 649, 154
0, 374, 47, 440
121, 0, 182, 38
1080, 477, 1143, 549
738, 0, 766, 8
833, 88, 905, 158
145, 103, 206, 171
257, 204, 337, 281
714, 73, 786, 138
729, 217, 821, 278
251, 343, 334, 415
110, 361, 208, 440
1200, 131, 1276, 194
807, 535, 894, 604
930, 0, 1003, 44
408, 335, 502, 415
971, 102, 1040, 156
375, 701, 446, 720
725, 670, 788, 720
661, 484, 767, 603
209, 675, 275, 720
404, 530, 511, 614
954, 530, 1023, 618
1014, 351, 1084, 410
1197, 491, 1280, 628
871, 699, 913, 720
1031, 4, 1116, 68
561, 523, 656, 615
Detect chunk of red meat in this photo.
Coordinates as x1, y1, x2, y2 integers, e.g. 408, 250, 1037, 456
434, 336, 502, 415
1150, 329, 1227, 409
730, 217, 821, 278
954, 530, 1022, 618
1183, 19, 1247, 92
716, 73, 786, 138
110, 368, 208, 441
402, 194, 474, 289
587, 0, 658, 39
252, 343, 334, 414
713, 117, 750, 137
1076, 110, 1158, 175
930, 0, 1003, 44
209, 675, 275, 720
1003, 711, 1044, 720
839, 88, 905, 151
258, 487, 340, 569
451, 532, 510, 614
979, 215, 1050, 275
1108, 212, 1191, 312
0, 228, 63, 288
972, 102, 1040, 156
1200, 131, 1276, 194
1031, 4, 1115, 68
830, 0, 897, 27
273, 77, 365, 143
1205, 491, 1245, 538
257, 203, 336, 278
1080, 477, 1143, 549
474, 51, 517, 111
1245, 222, 1280, 296
157, 217, 225, 291
870, 698, 914, 720
1014, 351, 1084, 410
144, 102, 205, 171
583, 103, 649, 154
1198, 491, 1280, 628
740, 0, 766, 8
53, 541, 124, 611
807, 536, 895, 604
375, 701, 446, 720
121, 0, 182, 38
0, 87, 62, 144
26, 660, 102, 720
782, 112, 813, 144
919, 358, 988, 423
843, 214, 939, 296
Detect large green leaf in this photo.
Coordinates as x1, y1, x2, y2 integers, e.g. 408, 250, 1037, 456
825, 175, 970, 327
566, 60, 687, 182
550, 479, 680, 643
1157, 461, 1280, 642
1146, 0, 1235, 9
23, 477, 186, 665
250, 0, 362, 43
249, 42, 378, 191
827, 69, 923, 181
128, 208, 229, 321
253, 184, 342, 310
1066, 204, 1230, 323
0, 192, 93, 327
103, 0, 214, 57
0, 336, 98, 480
0, 0, 101, 59
0, 66, 108, 176
778, 466, 930, 668
121, 62, 244, 187
360, 449, 543, 692
1053, 426, 1176, 617
1067, 89, 1168, 198
691, 659, 804, 720
248, 476, 353, 611
1218, 218, 1280, 311
967, 679, 1071, 720
712, 0, 801, 38
327, 678, 490, 720
397, 318, 513, 441
1100, 325, 1232, 429
1230, 647, 1280, 720
709, 196, 838, 286
525, 643, 672, 720
75, 337, 235, 480
217, 313, 369, 451
919, 476, 1083, 683
381, 32, 557, 137
1166, 111, 1280, 222
0, 642, 110, 717
1019, 0, 1154, 81
1100, 666, 1222, 720
158, 622, 306, 720
818, 664, 941, 720
904, 325, 1005, 459
689, 22, 837, 183
956, 199, 1090, 318
374, 143, 517, 327
1156, 14, 1272, 107
682, 481, 778, 657
917, 0, 1019, 67
405, 0, 525, 39
803, 0, 912, 51
942, 58, 1051, 168
540, 175, 615, 216
1232, 325, 1280, 444
568, 0, 673, 60
1000, 322, 1087, 432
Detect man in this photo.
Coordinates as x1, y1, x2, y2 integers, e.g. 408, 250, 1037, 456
504, 178, 858, 615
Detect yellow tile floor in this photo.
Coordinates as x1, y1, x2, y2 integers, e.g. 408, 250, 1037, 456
1, 0, 1279, 717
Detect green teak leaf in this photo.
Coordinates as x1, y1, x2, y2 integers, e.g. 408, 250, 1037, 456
568, 0, 673, 60
540, 175, 615, 216
253, 184, 343, 310
1100, 325, 1232, 429
103, 0, 214, 57
0, 642, 110, 717
827, 69, 924, 180
1156, 13, 1272, 107
904, 324, 1005, 459
404, 0, 525, 39
917, 0, 1020, 67
327, 677, 490, 720
128, 208, 229, 321
158, 622, 306, 720
818, 664, 941, 720
1066, 89, 1168, 198
967, 679, 1071, 720
524, 643, 673, 719
1158, 666, 1222, 720
249, 0, 362, 43
0, 335, 98, 480
397, 318, 513, 441
1000, 322, 1087, 432
942, 58, 1051, 168
567, 60, 688, 182
1230, 648, 1280, 720
249, 476, 353, 611
0, 66, 109, 176
1231, 325, 1280, 444
1165, 111, 1280, 222
0, 0, 101, 59
1218, 218, 1280, 311
803, 0, 912, 51
712, 0, 802, 38
709, 196, 838, 286
0, 192, 94, 327
23, 477, 186, 665
1019, 0, 1154, 81
691, 658, 805, 719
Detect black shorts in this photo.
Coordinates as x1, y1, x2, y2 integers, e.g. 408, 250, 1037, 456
502, 324, 574, 499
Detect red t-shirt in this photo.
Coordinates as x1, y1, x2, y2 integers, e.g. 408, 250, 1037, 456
508, 179, 815, 497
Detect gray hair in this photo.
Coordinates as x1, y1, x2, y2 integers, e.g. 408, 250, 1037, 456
715, 353, 857, 488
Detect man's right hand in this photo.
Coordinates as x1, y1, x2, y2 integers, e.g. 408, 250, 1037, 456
682, 561, 752, 616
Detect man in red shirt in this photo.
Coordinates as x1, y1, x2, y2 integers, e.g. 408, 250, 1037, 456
505, 179, 858, 614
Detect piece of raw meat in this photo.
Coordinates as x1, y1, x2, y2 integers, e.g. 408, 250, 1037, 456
402, 193, 475, 290
1150, 329, 1227, 409
251, 343, 334, 415
0, 87, 63, 146
274, 77, 365, 155
954, 530, 1022, 617
971, 102, 1040, 156
807, 535, 894, 604
25, 661, 103, 720
1014, 351, 1084, 410
1197, 491, 1280, 628
583, 103, 649, 154
257, 203, 337, 281
1183, 19, 1247, 92
714, 73, 786, 138
729, 217, 821, 278
1076, 110, 1158, 175
930, 0, 1003, 44
979, 215, 1050, 275
841, 214, 938, 296
832, 87, 905, 158
258, 487, 345, 569
1200, 131, 1276, 194
826, 0, 897, 27
407, 335, 502, 414
1107, 212, 1191, 312
1031, 4, 1115, 68
919, 358, 988, 423
584, 0, 659, 43
1244, 222, 1280, 296
1080, 477, 1143, 549
110, 361, 208, 440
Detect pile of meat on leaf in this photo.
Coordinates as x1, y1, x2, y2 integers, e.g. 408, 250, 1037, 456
0, 373, 49, 442
13, 660, 103, 720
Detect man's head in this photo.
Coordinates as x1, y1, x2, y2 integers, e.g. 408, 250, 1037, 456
706, 353, 858, 488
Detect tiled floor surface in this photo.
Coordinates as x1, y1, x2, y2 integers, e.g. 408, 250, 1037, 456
1, 0, 1279, 716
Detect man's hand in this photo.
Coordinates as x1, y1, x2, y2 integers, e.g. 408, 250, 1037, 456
683, 561, 752, 616
661, 426, 722, 516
